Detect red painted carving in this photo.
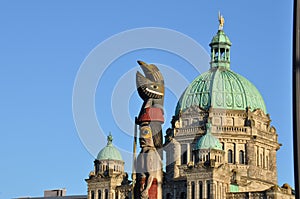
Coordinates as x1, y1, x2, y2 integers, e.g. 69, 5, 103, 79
137, 107, 164, 123
148, 178, 158, 199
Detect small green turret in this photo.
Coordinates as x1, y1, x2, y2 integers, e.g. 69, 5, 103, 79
97, 133, 123, 161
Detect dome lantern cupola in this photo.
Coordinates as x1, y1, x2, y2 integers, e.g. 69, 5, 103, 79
193, 122, 224, 167
93, 132, 124, 177
195, 122, 223, 150
209, 13, 232, 70
97, 133, 123, 161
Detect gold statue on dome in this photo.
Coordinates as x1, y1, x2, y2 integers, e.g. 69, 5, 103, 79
218, 11, 225, 30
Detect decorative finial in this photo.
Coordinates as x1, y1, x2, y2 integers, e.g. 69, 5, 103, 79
107, 132, 113, 145
218, 11, 225, 30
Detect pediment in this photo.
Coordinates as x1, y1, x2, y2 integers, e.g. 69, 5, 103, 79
252, 108, 268, 118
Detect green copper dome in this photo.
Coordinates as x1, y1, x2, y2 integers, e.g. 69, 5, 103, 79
97, 133, 123, 161
175, 29, 266, 115
175, 68, 267, 114
195, 123, 223, 150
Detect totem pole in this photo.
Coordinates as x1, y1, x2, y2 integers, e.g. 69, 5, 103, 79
134, 60, 164, 199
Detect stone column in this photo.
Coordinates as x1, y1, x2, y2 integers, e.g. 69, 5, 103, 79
219, 182, 222, 199
246, 141, 258, 179
203, 181, 206, 199
87, 190, 91, 199
195, 181, 199, 199
187, 144, 191, 163
95, 190, 98, 199
187, 181, 192, 199
173, 139, 181, 178
269, 148, 278, 182
217, 182, 220, 199
211, 182, 215, 199
110, 190, 114, 199
263, 148, 266, 169
246, 141, 254, 166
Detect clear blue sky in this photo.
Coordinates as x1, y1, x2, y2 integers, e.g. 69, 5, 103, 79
0, 1, 293, 198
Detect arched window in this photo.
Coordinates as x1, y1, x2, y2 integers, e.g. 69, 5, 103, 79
91, 191, 95, 199
214, 50, 219, 61
199, 181, 203, 199
239, 150, 245, 164
228, 149, 233, 163
105, 189, 108, 199
226, 49, 230, 60
191, 182, 195, 199
98, 190, 101, 199
260, 154, 263, 167
220, 48, 226, 60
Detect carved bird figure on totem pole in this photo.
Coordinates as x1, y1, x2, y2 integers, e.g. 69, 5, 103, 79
136, 60, 164, 155
135, 60, 164, 199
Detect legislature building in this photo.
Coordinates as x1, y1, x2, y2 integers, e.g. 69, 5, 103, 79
85, 16, 295, 199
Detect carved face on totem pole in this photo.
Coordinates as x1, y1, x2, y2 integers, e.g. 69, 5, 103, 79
136, 60, 165, 150
136, 60, 164, 105
139, 125, 155, 148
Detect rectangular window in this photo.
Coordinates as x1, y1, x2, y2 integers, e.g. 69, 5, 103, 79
239, 150, 245, 164
228, 149, 233, 163
181, 144, 187, 164
98, 190, 101, 199
207, 181, 210, 199
199, 181, 203, 199
191, 181, 195, 199
91, 191, 95, 199
105, 189, 108, 199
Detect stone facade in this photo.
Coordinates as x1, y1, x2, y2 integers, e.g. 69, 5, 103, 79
86, 135, 132, 199
86, 159, 132, 199
162, 105, 293, 199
